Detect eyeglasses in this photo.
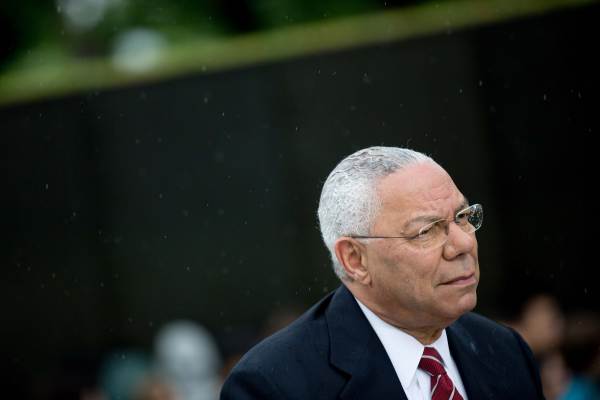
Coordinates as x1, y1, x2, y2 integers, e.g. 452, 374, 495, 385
350, 203, 483, 250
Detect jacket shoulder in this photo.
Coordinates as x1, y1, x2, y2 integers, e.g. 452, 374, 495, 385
450, 312, 545, 398
221, 291, 341, 399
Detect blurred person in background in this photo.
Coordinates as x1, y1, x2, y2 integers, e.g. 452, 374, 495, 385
221, 146, 544, 399
154, 320, 221, 400
98, 349, 151, 400
508, 293, 567, 400
510, 296, 600, 400
557, 312, 600, 400
509, 294, 566, 357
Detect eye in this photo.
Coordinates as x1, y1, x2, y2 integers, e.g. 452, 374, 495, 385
417, 221, 437, 238
456, 208, 471, 224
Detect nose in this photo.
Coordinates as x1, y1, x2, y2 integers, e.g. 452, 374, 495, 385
443, 221, 476, 259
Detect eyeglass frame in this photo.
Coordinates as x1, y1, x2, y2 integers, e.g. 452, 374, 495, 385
348, 203, 483, 249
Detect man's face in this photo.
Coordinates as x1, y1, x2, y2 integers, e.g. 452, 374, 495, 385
363, 162, 479, 329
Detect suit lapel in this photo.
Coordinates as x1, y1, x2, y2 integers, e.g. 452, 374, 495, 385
325, 286, 407, 400
447, 317, 497, 399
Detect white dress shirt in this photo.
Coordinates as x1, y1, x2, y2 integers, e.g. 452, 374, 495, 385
356, 298, 468, 400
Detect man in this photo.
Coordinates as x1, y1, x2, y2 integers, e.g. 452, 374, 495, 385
221, 146, 544, 399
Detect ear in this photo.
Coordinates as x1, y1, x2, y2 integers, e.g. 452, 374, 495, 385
334, 237, 371, 285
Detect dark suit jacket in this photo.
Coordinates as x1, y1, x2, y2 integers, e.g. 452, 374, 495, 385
221, 285, 545, 399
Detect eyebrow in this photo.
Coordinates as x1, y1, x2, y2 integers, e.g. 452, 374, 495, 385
402, 198, 470, 231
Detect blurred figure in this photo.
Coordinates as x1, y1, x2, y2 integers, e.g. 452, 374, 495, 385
98, 350, 150, 400
134, 376, 176, 400
508, 293, 568, 400
510, 294, 566, 357
558, 312, 600, 400
154, 320, 221, 400
540, 350, 570, 400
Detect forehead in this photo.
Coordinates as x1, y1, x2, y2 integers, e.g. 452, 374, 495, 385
375, 162, 464, 216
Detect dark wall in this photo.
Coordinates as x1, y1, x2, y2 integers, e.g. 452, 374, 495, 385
1, 3, 598, 397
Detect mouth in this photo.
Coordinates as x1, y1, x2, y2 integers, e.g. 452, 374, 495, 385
441, 273, 477, 286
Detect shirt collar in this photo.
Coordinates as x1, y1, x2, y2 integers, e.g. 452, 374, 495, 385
355, 297, 452, 390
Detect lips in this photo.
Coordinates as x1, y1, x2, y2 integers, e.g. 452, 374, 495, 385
442, 273, 476, 285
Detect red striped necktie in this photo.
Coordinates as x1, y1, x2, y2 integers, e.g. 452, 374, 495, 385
418, 347, 464, 400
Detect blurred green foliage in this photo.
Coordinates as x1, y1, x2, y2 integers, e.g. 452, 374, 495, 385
0, 0, 593, 105
0, 0, 391, 68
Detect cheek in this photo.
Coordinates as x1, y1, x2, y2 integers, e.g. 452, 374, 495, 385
380, 251, 436, 291
369, 244, 441, 290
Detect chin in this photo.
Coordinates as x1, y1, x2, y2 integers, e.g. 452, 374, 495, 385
458, 292, 478, 314
444, 292, 477, 322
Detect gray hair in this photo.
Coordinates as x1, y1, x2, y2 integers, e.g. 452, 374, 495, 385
317, 146, 434, 280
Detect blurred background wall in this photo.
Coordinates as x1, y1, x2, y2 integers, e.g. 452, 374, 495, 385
1, 0, 599, 398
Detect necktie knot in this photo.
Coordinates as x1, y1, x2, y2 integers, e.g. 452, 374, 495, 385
418, 347, 464, 400
418, 347, 447, 377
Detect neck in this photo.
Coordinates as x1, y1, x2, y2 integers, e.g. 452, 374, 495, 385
381, 318, 443, 345
349, 287, 447, 345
